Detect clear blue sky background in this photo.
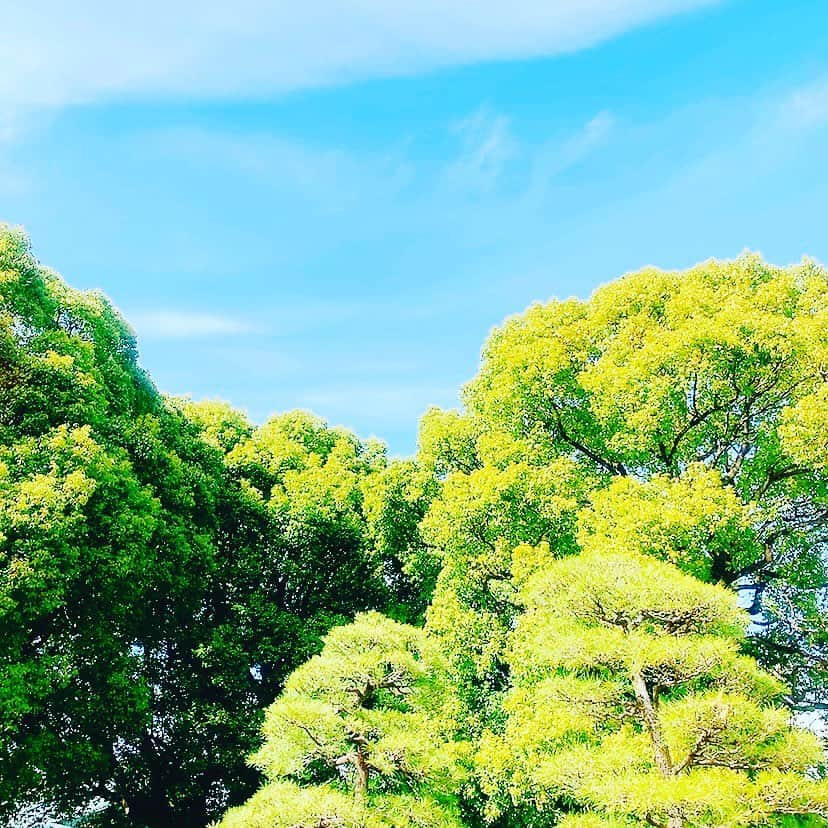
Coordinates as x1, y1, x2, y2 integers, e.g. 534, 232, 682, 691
2, 0, 827, 454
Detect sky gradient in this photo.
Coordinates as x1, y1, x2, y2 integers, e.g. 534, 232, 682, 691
2, 0, 828, 454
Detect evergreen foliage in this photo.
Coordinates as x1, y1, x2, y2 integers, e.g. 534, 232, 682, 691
2, 227, 826, 827
218, 613, 467, 827
477, 547, 827, 826
0, 227, 420, 825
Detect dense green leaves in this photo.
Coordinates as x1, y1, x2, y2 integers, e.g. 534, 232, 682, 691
3, 227, 826, 828
435, 255, 828, 712
476, 548, 827, 826
0, 228, 421, 825
218, 613, 467, 827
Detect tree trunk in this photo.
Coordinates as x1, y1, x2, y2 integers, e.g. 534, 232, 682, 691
354, 744, 370, 795
631, 670, 674, 776
119, 734, 180, 827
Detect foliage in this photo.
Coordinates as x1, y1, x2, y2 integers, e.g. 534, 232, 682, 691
428, 255, 828, 716
216, 613, 468, 828
361, 458, 440, 622
4, 229, 828, 828
422, 451, 593, 734
222, 254, 828, 827
0, 227, 418, 825
476, 547, 828, 827
408, 255, 828, 823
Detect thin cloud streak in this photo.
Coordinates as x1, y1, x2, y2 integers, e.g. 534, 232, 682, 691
443, 108, 518, 194
778, 78, 828, 131
525, 110, 616, 203
131, 310, 258, 338
137, 105, 617, 229
1, 1, 719, 114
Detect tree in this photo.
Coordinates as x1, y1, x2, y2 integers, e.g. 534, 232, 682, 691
106, 406, 408, 827
0, 226, 212, 820
217, 612, 468, 828
223, 409, 393, 629
476, 545, 828, 827
361, 457, 440, 623
431, 255, 828, 711
0, 227, 420, 826
421, 450, 593, 735
405, 256, 828, 823
8, 225, 828, 828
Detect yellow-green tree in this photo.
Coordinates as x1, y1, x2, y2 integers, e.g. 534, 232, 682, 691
476, 545, 828, 827
217, 612, 468, 828
422, 453, 593, 734
424, 255, 828, 718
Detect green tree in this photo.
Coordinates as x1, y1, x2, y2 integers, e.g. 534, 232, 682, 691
410, 256, 828, 823
0, 228, 420, 826
429, 255, 828, 712
476, 545, 828, 827
422, 452, 593, 735
361, 457, 440, 623
0, 235, 262, 822
217, 612, 468, 828
0, 226, 209, 820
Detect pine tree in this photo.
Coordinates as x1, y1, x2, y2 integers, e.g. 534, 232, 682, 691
476, 545, 828, 827
217, 612, 468, 828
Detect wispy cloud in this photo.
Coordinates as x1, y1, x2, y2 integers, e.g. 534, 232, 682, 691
139, 127, 411, 213
127, 296, 456, 343
130, 104, 618, 251
778, 78, 828, 131
1, 1, 718, 116
551, 111, 616, 172
444, 108, 518, 194
527, 110, 616, 200
131, 310, 257, 338
428, 106, 617, 218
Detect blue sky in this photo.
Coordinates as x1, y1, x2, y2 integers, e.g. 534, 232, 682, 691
2, 0, 828, 455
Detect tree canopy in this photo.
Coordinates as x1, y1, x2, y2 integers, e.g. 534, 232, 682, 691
424, 255, 828, 719
2, 228, 826, 828
0, 227, 420, 825
477, 546, 827, 826
218, 612, 467, 828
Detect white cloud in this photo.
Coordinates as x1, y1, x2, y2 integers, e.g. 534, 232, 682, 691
1, 1, 718, 113
131, 310, 256, 338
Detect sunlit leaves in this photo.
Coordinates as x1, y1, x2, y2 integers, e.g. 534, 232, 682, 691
218, 613, 468, 828
480, 547, 827, 826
